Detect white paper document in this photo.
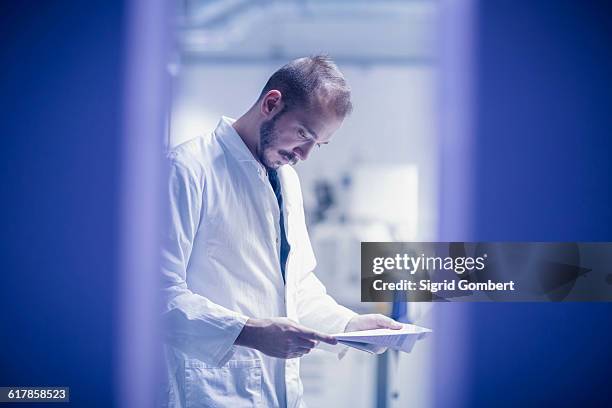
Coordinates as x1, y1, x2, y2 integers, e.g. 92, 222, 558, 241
332, 323, 432, 354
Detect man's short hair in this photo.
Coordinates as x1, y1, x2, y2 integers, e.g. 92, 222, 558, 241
259, 55, 353, 118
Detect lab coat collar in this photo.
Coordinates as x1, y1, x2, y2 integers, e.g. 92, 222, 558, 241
216, 116, 261, 164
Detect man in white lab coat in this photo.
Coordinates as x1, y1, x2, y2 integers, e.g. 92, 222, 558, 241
160, 55, 401, 408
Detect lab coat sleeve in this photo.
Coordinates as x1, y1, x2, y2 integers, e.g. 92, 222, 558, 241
294, 221, 357, 336
296, 271, 357, 336
161, 154, 248, 367
287, 167, 357, 354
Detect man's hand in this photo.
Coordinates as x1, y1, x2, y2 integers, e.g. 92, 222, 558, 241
235, 317, 338, 359
344, 314, 403, 354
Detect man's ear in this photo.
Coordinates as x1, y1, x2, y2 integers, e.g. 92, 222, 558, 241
260, 90, 283, 117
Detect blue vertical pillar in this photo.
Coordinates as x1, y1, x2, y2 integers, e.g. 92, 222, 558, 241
464, 1, 612, 406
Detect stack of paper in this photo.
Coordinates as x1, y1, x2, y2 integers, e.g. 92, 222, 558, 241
332, 323, 432, 354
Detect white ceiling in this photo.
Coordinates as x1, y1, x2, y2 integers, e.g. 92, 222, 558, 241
175, 0, 438, 65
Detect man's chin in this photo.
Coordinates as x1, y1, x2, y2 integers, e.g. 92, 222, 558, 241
263, 157, 285, 169
262, 153, 293, 169
262, 159, 281, 170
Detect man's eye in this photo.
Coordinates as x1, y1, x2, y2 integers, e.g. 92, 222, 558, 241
298, 129, 308, 139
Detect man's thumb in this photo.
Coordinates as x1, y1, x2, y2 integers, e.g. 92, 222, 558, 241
378, 316, 403, 329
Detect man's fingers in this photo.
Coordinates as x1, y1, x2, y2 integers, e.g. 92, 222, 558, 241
373, 346, 388, 354
285, 348, 311, 359
310, 332, 337, 345
299, 329, 337, 345
295, 338, 317, 349
376, 315, 403, 329
271, 350, 308, 359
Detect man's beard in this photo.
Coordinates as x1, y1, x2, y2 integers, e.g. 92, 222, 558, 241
259, 118, 277, 160
259, 109, 296, 169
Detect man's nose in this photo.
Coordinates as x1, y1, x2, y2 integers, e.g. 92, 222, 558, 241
294, 141, 315, 161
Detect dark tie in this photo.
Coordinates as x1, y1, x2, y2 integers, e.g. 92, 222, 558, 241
267, 169, 291, 282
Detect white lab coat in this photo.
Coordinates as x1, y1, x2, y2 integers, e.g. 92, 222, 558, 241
159, 117, 357, 408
